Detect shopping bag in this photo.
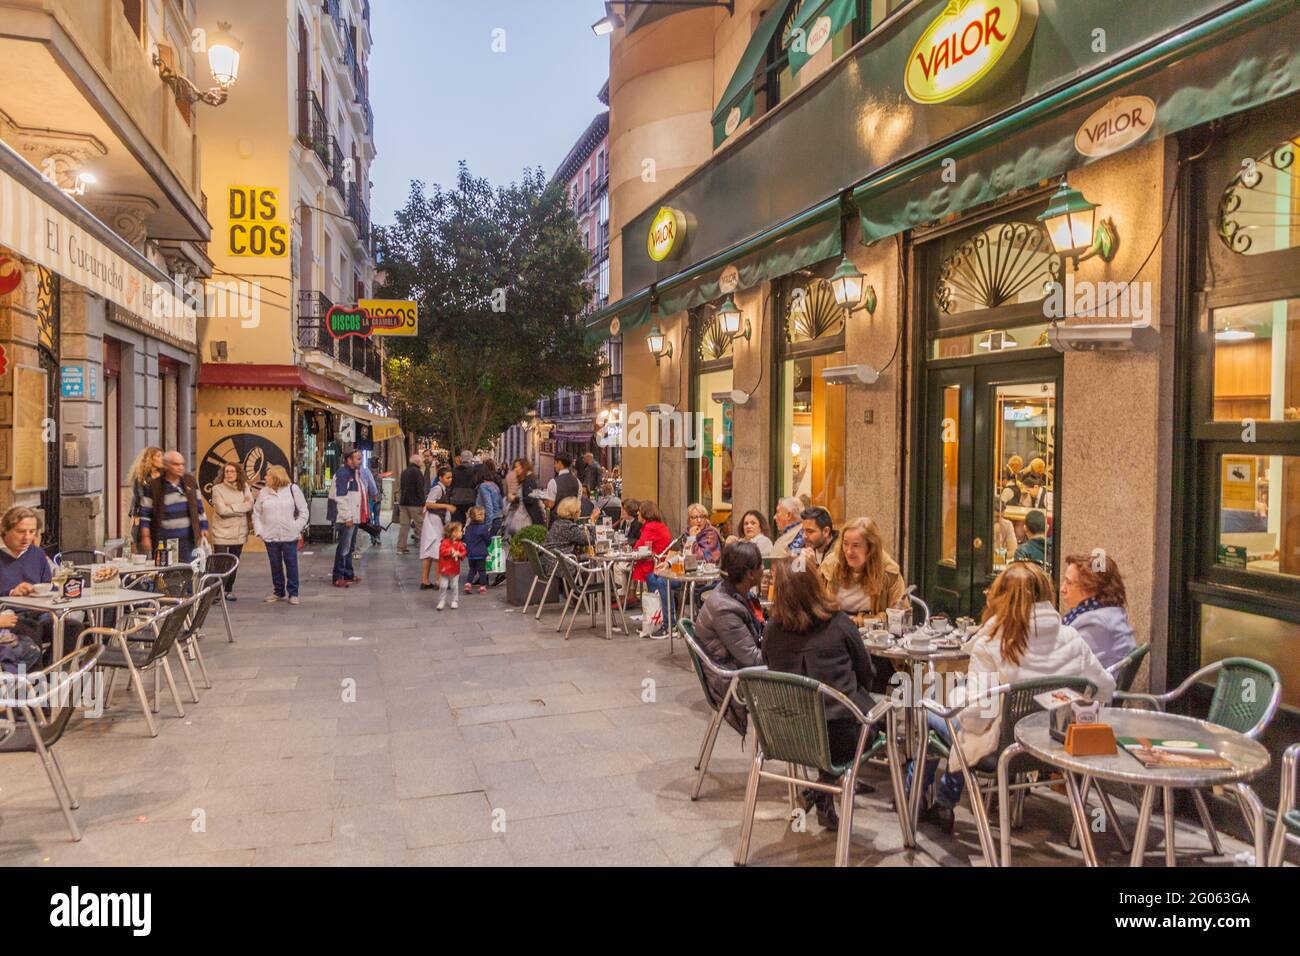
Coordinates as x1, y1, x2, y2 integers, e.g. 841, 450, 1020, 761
486, 536, 505, 575
503, 501, 529, 539
639, 589, 664, 637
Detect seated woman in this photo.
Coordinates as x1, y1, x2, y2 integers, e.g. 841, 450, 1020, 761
1060, 552, 1137, 670
684, 502, 722, 564
726, 509, 774, 556
631, 501, 672, 621
825, 517, 907, 622
692, 541, 765, 734
915, 561, 1116, 832
762, 554, 877, 830
618, 498, 643, 543
543, 496, 593, 556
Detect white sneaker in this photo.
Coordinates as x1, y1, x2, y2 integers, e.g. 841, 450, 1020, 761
264, 594, 282, 603
288, 596, 301, 605
450, 601, 458, 609
436, 599, 445, 611
645, 630, 669, 641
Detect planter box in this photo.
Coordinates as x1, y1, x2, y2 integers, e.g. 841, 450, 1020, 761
505, 558, 536, 606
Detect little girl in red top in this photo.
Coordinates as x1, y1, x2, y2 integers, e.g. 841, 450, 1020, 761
437, 522, 467, 610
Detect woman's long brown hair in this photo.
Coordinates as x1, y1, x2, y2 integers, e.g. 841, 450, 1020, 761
980, 561, 1055, 666
769, 555, 839, 633
831, 517, 887, 597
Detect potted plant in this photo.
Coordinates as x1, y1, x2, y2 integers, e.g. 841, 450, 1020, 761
505, 524, 548, 606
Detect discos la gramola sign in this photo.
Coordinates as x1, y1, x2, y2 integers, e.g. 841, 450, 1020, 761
904, 0, 1038, 104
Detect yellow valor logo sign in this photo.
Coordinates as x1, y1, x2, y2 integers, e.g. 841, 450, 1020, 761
647, 206, 687, 262
904, 0, 1037, 105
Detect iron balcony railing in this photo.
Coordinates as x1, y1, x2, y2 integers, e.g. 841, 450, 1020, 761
348, 181, 370, 242
297, 90, 331, 167
329, 137, 345, 195
298, 290, 382, 384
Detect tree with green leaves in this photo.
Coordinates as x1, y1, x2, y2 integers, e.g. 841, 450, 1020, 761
375, 163, 602, 455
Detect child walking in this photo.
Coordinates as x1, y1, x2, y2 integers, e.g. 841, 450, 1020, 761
464, 506, 492, 595
437, 522, 467, 610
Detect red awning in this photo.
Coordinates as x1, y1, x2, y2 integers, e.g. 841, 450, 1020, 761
197, 363, 350, 401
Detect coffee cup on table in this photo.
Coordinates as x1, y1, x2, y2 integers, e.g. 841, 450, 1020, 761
32, 582, 55, 596
131, 553, 148, 565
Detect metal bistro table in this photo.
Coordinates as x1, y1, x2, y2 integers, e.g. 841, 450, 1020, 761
2, 587, 167, 661
658, 566, 721, 655
864, 632, 971, 843
589, 550, 642, 641
1014, 708, 1271, 867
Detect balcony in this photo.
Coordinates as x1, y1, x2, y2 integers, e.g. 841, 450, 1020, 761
297, 90, 331, 168
323, 0, 342, 30
298, 290, 382, 385
347, 181, 370, 243
328, 136, 346, 196
602, 374, 622, 403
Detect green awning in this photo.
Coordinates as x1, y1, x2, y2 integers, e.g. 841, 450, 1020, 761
657, 200, 842, 315
711, 0, 796, 149
584, 290, 653, 346
783, 0, 857, 78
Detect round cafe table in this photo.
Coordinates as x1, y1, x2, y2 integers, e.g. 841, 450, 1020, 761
588, 550, 643, 640
656, 566, 721, 654
863, 631, 971, 844
1014, 708, 1270, 867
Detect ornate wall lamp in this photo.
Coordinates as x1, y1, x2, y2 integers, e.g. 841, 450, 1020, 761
828, 255, 877, 315
715, 294, 751, 342
1037, 178, 1118, 268
646, 323, 673, 365
153, 21, 243, 107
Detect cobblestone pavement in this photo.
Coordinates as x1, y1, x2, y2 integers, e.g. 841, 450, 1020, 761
0, 532, 1257, 866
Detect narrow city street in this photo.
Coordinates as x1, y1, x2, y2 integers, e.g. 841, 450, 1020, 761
0, 533, 1254, 867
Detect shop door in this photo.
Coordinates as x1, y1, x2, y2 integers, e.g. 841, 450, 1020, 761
919, 356, 1061, 619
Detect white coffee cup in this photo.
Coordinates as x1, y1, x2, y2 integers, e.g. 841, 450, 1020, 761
131, 553, 148, 565
907, 634, 932, 652
33, 582, 55, 596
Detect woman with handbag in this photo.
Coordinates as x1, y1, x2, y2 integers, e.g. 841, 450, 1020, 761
253, 466, 310, 605
209, 462, 254, 601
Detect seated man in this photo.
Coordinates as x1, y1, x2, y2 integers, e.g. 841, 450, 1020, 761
1014, 509, 1050, 566
0, 506, 57, 663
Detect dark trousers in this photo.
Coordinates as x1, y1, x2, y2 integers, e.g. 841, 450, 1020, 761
214, 543, 244, 593
333, 523, 357, 581
265, 540, 300, 598
467, 558, 487, 586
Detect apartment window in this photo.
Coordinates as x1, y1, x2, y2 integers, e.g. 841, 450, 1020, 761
121, 0, 143, 39
583, 166, 591, 201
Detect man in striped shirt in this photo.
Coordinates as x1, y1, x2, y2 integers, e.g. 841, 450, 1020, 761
139, 450, 210, 562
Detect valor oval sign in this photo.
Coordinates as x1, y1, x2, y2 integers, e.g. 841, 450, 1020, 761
647, 206, 687, 263
904, 0, 1038, 105
1074, 95, 1156, 159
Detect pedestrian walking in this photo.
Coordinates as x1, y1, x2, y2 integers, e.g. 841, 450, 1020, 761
254, 465, 310, 604
329, 447, 365, 587
139, 450, 209, 562
209, 461, 253, 601
358, 457, 383, 548
449, 450, 478, 526
436, 523, 467, 611
464, 506, 491, 595
396, 452, 427, 554
476, 457, 504, 538
420, 466, 455, 589
127, 446, 163, 554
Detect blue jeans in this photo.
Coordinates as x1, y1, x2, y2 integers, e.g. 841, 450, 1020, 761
333, 523, 357, 581
266, 540, 300, 598
645, 573, 685, 633
905, 711, 966, 810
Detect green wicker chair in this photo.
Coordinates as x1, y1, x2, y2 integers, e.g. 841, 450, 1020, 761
1268, 742, 1300, 866
924, 676, 1104, 867
1109, 643, 1151, 693
1119, 657, 1281, 861
733, 668, 903, 867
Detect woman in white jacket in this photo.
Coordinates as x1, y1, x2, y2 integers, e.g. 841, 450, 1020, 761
916, 561, 1116, 831
253, 465, 310, 605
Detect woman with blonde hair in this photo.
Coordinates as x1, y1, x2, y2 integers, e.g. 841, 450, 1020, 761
827, 517, 907, 620
128, 446, 163, 551
544, 496, 592, 556
912, 561, 1115, 832
253, 465, 309, 604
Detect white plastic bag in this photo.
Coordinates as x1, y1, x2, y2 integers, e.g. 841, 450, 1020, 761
639, 589, 663, 637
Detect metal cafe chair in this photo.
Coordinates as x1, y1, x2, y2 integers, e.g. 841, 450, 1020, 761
678, 620, 744, 801
1108, 643, 1151, 694
553, 552, 606, 640
53, 550, 107, 566
0, 642, 106, 841
522, 540, 563, 619
1267, 742, 1299, 867
732, 668, 904, 867
922, 676, 1108, 868
168, 575, 224, 691
82, 598, 194, 738
1117, 657, 1280, 861
202, 552, 240, 642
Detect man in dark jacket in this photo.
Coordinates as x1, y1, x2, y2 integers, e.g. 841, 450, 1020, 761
544, 454, 581, 525
396, 453, 428, 554
579, 452, 603, 497
449, 451, 479, 526
692, 541, 764, 735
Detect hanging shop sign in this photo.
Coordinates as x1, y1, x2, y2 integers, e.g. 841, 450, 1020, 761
227, 186, 289, 258
359, 299, 418, 336
903, 0, 1038, 105
0, 255, 22, 296
719, 264, 740, 295
1074, 95, 1156, 159
647, 206, 688, 263
326, 304, 372, 339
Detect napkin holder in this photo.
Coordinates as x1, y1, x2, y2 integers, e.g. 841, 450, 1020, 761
1064, 722, 1117, 756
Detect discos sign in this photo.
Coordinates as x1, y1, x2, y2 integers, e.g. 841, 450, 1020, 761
647, 206, 687, 263
904, 0, 1038, 105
